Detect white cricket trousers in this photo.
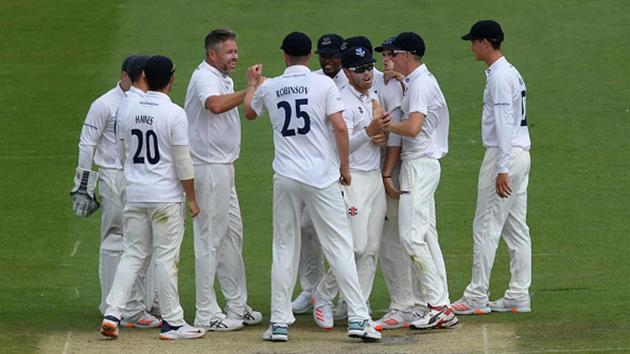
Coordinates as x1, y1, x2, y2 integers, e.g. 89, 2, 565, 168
317, 170, 386, 302
297, 208, 324, 293
97, 168, 147, 317
463, 147, 531, 302
271, 175, 370, 324
399, 158, 450, 307
379, 195, 423, 311
193, 163, 248, 325
105, 203, 186, 326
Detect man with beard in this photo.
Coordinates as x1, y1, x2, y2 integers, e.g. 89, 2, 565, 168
184, 28, 263, 331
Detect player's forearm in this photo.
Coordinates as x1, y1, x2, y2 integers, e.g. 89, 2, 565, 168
334, 126, 350, 170
382, 146, 401, 177
243, 84, 258, 120
387, 113, 424, 137
77, 143, 96, 170
205, 90, 247, 114
179, 179, 197, 203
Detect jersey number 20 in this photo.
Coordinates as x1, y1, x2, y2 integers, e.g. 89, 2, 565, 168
277, 99, 310, 137
131, 129, 160, 164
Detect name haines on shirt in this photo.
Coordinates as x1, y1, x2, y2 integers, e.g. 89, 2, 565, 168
400, 64, 449, 161
118, 91, 189, 204
250, 65, 344, 189
80, 84, 125, 169
340, 85, 381, 172
482, 56, 531, 173
185, 61, 241, 165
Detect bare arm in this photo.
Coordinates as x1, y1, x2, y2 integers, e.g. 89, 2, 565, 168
204, 90, 247, 114
382, 146, 401, 199
387, 112, 424, 137
180, 179, 199, 217
330, 111, 351, 186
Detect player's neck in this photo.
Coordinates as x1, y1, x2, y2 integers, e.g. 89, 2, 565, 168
485, 51, 503, 67
326, 68, 340, 79
351, 83, 369, 96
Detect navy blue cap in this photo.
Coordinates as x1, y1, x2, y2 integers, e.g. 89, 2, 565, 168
316, 34, 344, 55
391, 32, 425, 57
341, 46, 376, 68
281, 32, 312, 56
461, 20, 504, 42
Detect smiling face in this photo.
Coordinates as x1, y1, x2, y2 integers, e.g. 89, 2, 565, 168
318, 52, 341, 78
208, 39, 239, 74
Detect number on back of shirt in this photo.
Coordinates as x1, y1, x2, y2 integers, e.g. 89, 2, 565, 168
277, 99, 311, 137
131, 129, 160, 164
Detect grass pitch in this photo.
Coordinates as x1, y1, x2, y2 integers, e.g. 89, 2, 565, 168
1, 0, 630, 353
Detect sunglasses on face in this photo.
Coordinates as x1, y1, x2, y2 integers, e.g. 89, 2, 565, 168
391, 50, 408, 57
348, 63, 374, 73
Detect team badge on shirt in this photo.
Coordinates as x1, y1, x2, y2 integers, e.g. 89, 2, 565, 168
348, 206, 359, 217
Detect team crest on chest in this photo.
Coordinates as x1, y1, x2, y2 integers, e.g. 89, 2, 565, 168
348, 206, 359, 217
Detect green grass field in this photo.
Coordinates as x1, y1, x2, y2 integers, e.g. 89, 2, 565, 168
2, 0, 630, 352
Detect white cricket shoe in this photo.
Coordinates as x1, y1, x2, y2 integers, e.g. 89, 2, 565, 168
489, 297, 531, 313
243, 305, 263, 325
100, 316, 120, 339
291, 290, 313, 314
121, 311, 162, 328
451, 297, 491, 315
311, 292, 333, 329
374, 309, 413, 330
409, 305, 459, 330
332, 299, 348, 320
262, 322, 289, 342
347, 319, 382, 342
197, 314, 245, 332
159, 321, 206, 340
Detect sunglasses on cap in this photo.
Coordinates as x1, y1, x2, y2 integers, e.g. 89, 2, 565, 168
347, 63, 374, 73
391, 50, 411, 57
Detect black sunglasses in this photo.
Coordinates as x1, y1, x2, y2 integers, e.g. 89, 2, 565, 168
348, 63, 374, 74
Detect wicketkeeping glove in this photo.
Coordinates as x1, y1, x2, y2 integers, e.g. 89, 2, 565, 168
70, 167, 100, 217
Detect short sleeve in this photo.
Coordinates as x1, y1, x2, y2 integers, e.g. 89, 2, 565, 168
195, 72, 223, 105
172, 108, 189, 146
251, 82, 268, 117
405, 79, 429, 116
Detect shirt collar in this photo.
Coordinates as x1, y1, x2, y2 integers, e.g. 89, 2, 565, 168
284, 65, 311, 75
115, 81, 125, 95
486, 56, 507, 77
202, 60, 231, 79
404, 63, 428, 84
347, 84, 371, 102
145, 91, 172, 102
129, 85, 145, 96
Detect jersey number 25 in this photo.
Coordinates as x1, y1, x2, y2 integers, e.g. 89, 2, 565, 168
277, 99, 311, 137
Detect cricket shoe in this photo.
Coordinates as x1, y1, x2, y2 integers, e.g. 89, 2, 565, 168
197, 314, 245, 332
409, 305, 459, 330
121, 311, 162, 328
374, 309, 414, 330
332, 299, 348, 321
243, 305, 263, 325
100, 315, 120, 339
291, 290, 313, 314
451, 297, 491, 315
262, 322, 289, 342
347, 319, 382, 342
489, 297, 531, 313
311, 292, 334, 329
159, 321, 206, 340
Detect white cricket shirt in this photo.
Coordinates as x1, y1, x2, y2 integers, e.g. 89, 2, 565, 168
370, 68, 385, 97
482, 56, 531, 174
251, 65, 345, 189
79, 83, 125, 169
340, 85, 381, 172
313, 68, 348, 90
119, 91, 188, 203
184, 60, 241, 165
400, 64, 449, 160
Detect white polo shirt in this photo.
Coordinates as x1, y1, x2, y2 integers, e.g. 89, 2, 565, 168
482, 56, 531, 174
184, 60, 241, 165
115, 85, 145, 134
251, 65, 345, 189
118, 91, 188, 204
370, 68, 385, 97
376, 73, 404, 148
340, 85, 381, 172
400, 64, 449, 160
79, 83, 125, 169
313, 68, 348, 90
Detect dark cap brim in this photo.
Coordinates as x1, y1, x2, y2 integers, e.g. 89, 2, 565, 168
461, 33, 474, 40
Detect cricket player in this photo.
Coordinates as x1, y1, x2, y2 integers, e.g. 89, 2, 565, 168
374, 37, 425, 329
386, 32, 458, 330
311, 46, 389, 330
71, 55, 160, 328
101, 55, 205, 340
291, 33, 346, 315
184, 28, 262, 331
243, 31, 381, 342
452, 20, 532, 315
